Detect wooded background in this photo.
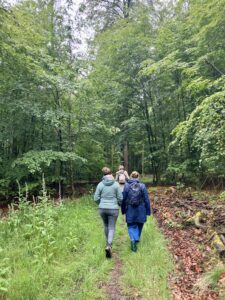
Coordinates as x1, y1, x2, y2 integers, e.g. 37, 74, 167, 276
0, 0, 225, 197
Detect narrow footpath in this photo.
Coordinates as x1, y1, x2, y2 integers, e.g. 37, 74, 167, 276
100, 214, 172, 300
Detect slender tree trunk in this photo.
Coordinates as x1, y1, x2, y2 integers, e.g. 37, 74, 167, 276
124, 140, 129, 173
54, 88, 63, 201
111, 144, 115, 171
141, 143, 145, 175
141, 92, 159, 183
154, 89, 166, 150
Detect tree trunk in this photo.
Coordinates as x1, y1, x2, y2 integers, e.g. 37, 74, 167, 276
124, 140, 129, 173
141, 143, 145, 175
111, 144, 115, 171
141, 92, 159, 183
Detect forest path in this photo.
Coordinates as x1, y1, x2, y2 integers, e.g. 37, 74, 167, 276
102, 218, 140, 300
102, 251, 138, 300
100, 211, 171, 300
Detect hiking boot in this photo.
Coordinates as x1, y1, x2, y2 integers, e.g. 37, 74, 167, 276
131, 241, 137, 252
105, 246, 112, 258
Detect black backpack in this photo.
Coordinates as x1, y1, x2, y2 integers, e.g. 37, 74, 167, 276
127, 182, 144, 207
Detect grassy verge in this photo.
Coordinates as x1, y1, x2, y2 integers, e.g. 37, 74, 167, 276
115, 216, 173, 300
0, 196, 112, 300
0, 195, 173, 300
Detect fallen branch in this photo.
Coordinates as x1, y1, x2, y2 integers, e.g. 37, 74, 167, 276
185, 211, 206, 229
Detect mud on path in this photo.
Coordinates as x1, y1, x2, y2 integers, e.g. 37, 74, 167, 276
151, 187, 225, 300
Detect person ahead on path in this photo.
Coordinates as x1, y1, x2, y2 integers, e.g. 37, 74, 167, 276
94, 167, 123, 258
121, 171, 151, 252
115, 165, 129, 191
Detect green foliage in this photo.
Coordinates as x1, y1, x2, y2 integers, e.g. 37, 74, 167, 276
169, 92, 225, 181
0, 0, 109, 194
0, 195, 112, 299
12, 150, 86, 174
219, 191, 225, 201
1, 0, 225, 191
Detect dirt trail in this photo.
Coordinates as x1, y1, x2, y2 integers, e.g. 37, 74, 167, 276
103, 253, 125, 300
102, 229, 140, 300
103, 251, 141, 300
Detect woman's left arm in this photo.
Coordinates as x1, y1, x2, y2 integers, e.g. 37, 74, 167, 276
94, 183, 102, 204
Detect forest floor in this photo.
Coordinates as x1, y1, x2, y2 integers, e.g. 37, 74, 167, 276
151, 186, 225, 300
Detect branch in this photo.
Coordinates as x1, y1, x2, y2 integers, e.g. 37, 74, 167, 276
205, 59, 225, 76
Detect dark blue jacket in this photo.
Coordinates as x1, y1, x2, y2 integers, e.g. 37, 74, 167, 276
121, 179, 151, 223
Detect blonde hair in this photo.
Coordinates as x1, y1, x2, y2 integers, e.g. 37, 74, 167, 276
130, 171, 139, 178
119, 165, 124, 170
102, 167, 111, 175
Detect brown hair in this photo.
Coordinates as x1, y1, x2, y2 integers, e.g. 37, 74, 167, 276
102, 167, 111, 175
130, 171, 139, 178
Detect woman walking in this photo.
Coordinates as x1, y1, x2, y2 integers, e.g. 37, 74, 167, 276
121, 171, 151, 252
94, 167, 123, 258
115, 165, 129, 192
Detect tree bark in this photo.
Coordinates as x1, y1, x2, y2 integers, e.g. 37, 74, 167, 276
141, 90, 159, 183
141, 143, 145, 175
123, 140, 129, 173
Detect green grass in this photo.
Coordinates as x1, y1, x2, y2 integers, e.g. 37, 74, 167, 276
0, 196, 173, 300
115, 216, 173, 300
0, 197, 112, 300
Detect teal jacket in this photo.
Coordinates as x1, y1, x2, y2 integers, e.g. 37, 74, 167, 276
94, 175, 123, 209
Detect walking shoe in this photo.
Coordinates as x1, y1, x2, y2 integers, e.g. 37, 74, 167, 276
131, 241, 137, 252
105, 246, 112, 258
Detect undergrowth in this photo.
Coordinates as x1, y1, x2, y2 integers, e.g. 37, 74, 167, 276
0, 184, 173, 300
0, 192, 112, 300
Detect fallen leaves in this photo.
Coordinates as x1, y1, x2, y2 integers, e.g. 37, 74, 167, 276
151, 187, 224, 300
